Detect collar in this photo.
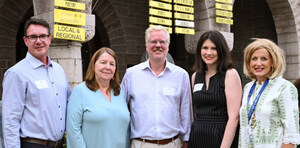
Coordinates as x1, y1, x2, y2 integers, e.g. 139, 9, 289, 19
141, 59, 173, 72
25, 52, 53, 69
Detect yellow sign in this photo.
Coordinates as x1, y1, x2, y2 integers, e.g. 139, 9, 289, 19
175, 27, 195, 35
53, 24, 85, 41
54, 0, 85, 11
174, 12, 194, 20
149, 0, 172, 10
174, 4, 194, 13
54, 9, 86, 26
149, 16, 172, 26
215, 3, 233, 11
216, 10, 233, 18
174, 0, 193, 6
175, 20, 194, 28
149, 24, 172, 34
159, 0, 172, 2
216, 17, 233, 25
149, 8, 172, 18
215, 0, 232, 4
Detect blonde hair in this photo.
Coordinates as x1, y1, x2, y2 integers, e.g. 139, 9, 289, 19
145, 25, 170, 46
243, 38, 286, 80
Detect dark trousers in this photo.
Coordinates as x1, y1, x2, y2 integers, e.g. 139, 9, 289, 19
21, 141, 63, 148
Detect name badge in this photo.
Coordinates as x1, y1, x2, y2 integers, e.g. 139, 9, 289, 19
163, 87, 175, 96
193, 83, 203, 92
35, 80, 49, 89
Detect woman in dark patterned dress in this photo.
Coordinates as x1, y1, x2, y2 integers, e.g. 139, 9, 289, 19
188, 30, 242, 148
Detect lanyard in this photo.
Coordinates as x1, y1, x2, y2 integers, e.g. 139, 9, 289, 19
247, 78, 269, 123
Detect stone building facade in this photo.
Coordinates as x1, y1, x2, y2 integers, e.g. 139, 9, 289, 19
0, 0, 300, 100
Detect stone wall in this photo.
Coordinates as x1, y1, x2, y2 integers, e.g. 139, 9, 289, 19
266, 0, 300, 81
231, 0, 278, 84
91, 0, 148, 78
231, 0, 300, 83
0, 0, 33, 99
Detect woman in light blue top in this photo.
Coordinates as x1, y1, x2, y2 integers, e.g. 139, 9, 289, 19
66, 47, 130, 148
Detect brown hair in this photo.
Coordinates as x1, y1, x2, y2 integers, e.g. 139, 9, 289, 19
192, 30, 233, 74
24, 18, 51, 36
84, 47, 120, 96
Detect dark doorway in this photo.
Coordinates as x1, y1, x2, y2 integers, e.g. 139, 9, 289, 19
16, 7, 34, 62
169, 34, 194, 76
81, 12, 110, 78
231, 0, 277, 84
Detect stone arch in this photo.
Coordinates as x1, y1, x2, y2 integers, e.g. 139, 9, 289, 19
16, 7, 34, 62
266, 0, 300, 81
231, 0, 278, 83
0, 0, 33, 99
92, 0, 127, 75
81, 11, 110, 77
0, 0, 33, 62
91, 0, 149, 76
186, 0, 300, 83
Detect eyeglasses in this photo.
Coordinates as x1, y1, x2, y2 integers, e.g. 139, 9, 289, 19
148, 40, 168, 45
25, 34, 50, 42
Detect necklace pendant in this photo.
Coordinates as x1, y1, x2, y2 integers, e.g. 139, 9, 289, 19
250, 113, 256, 129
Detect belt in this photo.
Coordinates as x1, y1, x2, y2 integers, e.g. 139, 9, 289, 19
136, 135, 179, 145
21, 137, 64, 147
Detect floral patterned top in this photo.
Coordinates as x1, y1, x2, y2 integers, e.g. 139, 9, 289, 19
239, 76, 300, 148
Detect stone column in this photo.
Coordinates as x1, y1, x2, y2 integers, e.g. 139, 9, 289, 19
32, 0, 95, 88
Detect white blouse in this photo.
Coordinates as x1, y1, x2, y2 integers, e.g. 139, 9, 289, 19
239, 76, 300, 148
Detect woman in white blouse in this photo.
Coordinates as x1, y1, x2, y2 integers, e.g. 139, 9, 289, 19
239, 38, 300, 148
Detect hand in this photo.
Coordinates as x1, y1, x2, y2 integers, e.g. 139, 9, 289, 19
182, 141, 188, 148
281, 143, 294, 148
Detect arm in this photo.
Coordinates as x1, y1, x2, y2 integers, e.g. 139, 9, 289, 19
191, 72, 196, 91
278, 82, 299, 148
221, 69, 242, 148
121, 71, 130, 104
66, 86, 86, 148
65, 78, 71, 100
2, 71, 26, 148
180, 72, 193, 143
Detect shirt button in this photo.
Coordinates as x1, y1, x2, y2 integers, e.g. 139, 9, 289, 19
58, 106, 61, 108
60, 118, 62, 120
61, 130, 63, 133
52, 82, 54, 84
56, 93, 58, 95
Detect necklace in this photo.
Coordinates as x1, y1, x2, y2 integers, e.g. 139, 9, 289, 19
247, 78, 269, 129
